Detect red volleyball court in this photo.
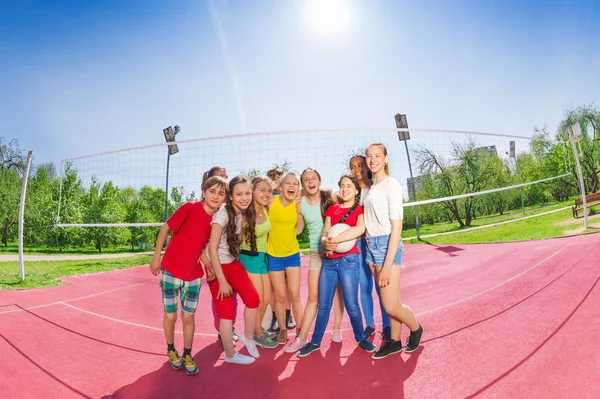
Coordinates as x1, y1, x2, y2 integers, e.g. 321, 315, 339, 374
1, 233, 599, 398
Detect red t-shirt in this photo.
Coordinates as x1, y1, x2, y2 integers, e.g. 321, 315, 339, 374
324, 204, 363, 259
161, 201, 213, 281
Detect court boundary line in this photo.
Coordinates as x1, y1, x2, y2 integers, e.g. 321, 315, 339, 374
416, 244, 570, 316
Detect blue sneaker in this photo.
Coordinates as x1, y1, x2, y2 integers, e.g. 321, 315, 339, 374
358, 338, 376, 353
364, 325, 376, 338
297, 342, 321, 358
381, 326, 391, 342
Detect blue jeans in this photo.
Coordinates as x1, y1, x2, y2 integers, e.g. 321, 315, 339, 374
311, 254, 366, 345
357, 238, 391, 328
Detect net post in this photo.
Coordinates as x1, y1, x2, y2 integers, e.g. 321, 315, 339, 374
396, 114, 420, 240
18, 151, 34, 281
569, 122, 588, 228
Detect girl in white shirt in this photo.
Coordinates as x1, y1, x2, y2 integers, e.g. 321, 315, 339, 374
363, 143, 423, 359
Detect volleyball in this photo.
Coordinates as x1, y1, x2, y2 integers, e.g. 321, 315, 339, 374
327, 223, 356, 253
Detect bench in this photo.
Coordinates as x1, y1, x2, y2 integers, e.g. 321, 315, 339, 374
572, 192, 600, 218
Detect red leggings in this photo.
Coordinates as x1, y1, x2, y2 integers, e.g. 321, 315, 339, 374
208, 260, 259, 320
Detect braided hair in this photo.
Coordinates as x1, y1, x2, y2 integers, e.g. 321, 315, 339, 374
243, 175, 272, 253
224, 176, 250, 258
337, 174, 361, 224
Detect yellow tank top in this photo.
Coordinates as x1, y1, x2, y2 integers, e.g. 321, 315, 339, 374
267, 196, 299, 257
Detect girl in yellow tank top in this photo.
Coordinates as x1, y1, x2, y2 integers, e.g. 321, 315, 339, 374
266, 172, 304, 345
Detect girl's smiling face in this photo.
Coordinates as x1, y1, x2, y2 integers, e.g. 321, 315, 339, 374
366, 145, 388, 175
253, 180, 272, 207
231, 182, 252, 212
350, 156, 369, 182
339, 176, 359, 204
280, 174, 300, 201
301, 170, 321, 196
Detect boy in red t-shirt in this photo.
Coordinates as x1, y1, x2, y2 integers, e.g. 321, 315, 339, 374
149, 176, 227, 375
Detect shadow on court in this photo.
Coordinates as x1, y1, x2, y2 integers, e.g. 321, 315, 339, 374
103, 338, 422, 399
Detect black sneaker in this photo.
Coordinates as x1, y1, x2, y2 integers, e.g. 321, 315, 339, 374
381, 326, 391, 342
286, 312, 296, 329
405, 325, 423, 353
371, 339, 402, 360
268, 317, 280, 333
364, 325, 376, 338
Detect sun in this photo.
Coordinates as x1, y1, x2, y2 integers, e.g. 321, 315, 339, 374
305, 0, 351, 35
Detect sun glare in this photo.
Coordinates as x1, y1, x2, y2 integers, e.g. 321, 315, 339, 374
305, 0, 351, 35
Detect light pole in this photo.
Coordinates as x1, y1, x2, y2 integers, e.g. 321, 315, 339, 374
163, 125, 180, 222
395, 114, 420, 240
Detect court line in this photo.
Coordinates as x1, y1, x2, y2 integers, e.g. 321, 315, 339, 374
61, 303, 218, 337
416, 243, 571, 316
0, 280, 155, 315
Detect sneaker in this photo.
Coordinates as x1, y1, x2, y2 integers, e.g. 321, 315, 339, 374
239, 334, 260, 358
224, 352, 255, 365
405, 325, 423, 353
358, 338, 377, 353
262, 328, 277, 339
331, 330, 343, 343
254, 334, 279, 349
286, 312, 296, 329
371, 339, 403, 360
364, 325, 376, 338
276, 329, 288, 345
381, 326, 391, 342
217, 333, 236, 346
284, 337, 307, 353
167, 349, 183, 370
232, 327, 240, 342
297, 342, 321, 357
268, 318, 280, 333
182, 354, 199, 375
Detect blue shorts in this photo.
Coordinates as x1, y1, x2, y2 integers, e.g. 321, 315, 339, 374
267, 252, 302, 272
365, 235, 404, 269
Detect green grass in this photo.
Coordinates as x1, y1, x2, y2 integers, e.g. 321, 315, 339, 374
0, 256, 153, 290
405, 207, 598, 245
0, 244, 153, 255
402, 200, 573, 240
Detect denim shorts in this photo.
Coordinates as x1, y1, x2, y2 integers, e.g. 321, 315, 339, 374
365, 235, 404, 269
267, 252, 302, 272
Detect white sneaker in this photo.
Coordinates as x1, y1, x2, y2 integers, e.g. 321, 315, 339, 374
224, 352, 255, 365
239, 334, 260, 358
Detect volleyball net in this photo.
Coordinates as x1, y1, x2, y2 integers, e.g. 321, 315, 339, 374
55, 127, 571, 241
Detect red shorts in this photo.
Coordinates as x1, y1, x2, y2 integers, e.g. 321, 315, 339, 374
208, 260, 260, 320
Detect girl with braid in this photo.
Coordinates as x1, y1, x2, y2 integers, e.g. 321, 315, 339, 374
208, 176, 261, 365
298, 175, 377, 357
239, 176, 278, 349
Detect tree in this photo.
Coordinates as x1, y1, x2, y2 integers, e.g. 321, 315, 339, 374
83, 178, 129, 253
0, 138, 26, 246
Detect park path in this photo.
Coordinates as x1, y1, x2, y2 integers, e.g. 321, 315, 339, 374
0, 252, 153, 262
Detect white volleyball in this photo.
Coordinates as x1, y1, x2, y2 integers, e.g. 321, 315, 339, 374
327, 223, 356, 253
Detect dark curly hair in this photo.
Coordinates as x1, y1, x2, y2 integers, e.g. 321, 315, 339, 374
224, 176, 250, 258
337, 174, 361, 224
243, 175, 272, 252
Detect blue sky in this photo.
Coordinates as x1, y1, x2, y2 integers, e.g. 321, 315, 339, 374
1, 0, 599, 178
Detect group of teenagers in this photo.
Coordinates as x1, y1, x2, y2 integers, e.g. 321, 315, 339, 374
149, 142, 423, 375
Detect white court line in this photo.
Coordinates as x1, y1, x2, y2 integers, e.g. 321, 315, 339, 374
61, 303, 217, 337
415, 244, 571, 317
0, 280, 155, 315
